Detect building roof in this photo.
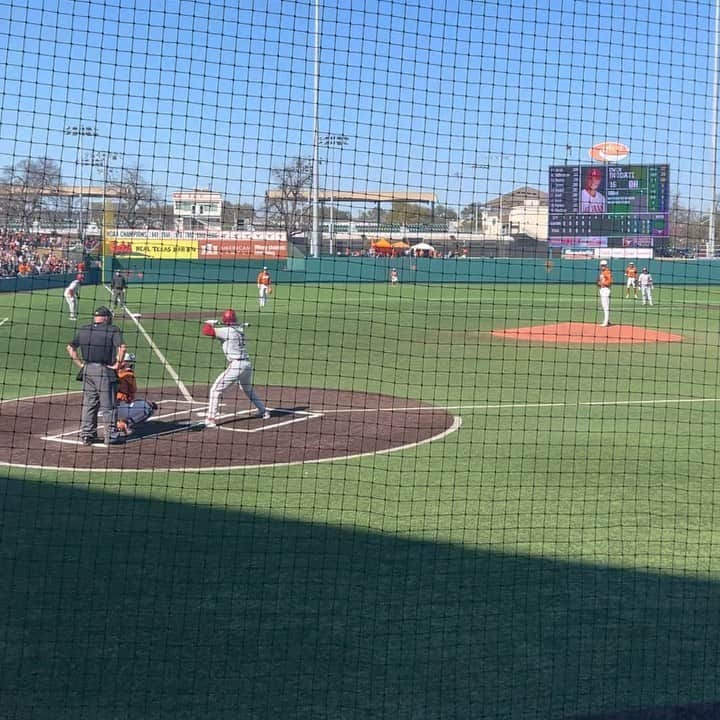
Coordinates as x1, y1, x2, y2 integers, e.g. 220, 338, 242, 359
266, 189, 437, 204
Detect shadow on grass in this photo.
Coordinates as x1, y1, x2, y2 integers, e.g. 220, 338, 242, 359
2, 476, 720, 720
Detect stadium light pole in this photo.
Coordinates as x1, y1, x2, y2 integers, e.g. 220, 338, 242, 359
65, 124, 98, 247
709, 0, 719, 258
310, 0, 321, 257
82, 150, 121, 230
320, 133, 349, 255
464, 162, 490, 234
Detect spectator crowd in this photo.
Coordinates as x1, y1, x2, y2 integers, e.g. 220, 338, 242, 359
0, 231, 84, 278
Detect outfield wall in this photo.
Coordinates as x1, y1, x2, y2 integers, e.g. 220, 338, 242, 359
104, 257, 720, 286
1, 259, 716, 294
0, 268, 101, 294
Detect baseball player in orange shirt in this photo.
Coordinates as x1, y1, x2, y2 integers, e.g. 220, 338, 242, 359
256, 266, 272, 307
115, 352, 158, 435
597, 259, 613, 327
624, 262, 639, 299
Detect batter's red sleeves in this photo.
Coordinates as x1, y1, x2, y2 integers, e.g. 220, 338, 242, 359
201, 323, 216, 337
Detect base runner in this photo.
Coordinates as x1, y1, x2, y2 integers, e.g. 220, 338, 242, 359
63, 273, 83, 320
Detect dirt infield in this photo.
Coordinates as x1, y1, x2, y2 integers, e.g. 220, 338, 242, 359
492, 322, 683, 344
0, 386, 458, 472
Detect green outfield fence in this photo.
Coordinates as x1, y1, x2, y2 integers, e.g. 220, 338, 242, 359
2, 259, 718, 296
105, 256, 720, 286
4, 2, 720, 720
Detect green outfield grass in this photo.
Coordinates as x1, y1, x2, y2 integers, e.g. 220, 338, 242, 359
2, 281, 720, 719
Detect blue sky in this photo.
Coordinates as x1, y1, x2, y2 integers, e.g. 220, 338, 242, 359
0, 0, 715, 211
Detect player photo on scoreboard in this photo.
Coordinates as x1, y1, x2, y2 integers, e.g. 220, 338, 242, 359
580, 167, 606, 213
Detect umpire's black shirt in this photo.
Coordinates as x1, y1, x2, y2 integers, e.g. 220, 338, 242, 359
70, 321, 124, 365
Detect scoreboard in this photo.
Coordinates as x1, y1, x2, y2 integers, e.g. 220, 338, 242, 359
548, 164, 670, 248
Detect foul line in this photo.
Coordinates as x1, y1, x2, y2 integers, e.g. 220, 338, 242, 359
103, 285, 195, 404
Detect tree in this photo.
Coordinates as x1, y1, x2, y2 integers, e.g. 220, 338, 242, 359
263, 157, 313, 235
669, 195, 709, 252
0, 157, 62, 231
111, 166, 161, 229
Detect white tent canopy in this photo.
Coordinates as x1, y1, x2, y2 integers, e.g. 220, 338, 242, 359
410, 242, 435, 252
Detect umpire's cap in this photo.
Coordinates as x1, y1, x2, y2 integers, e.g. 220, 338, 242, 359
94, 306, 113, 318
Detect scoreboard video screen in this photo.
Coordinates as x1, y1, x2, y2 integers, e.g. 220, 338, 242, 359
548, 164, 670, 248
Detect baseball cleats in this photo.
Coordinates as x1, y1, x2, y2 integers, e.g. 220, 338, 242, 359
81, 435, 97, 446
259, 411, 271, 419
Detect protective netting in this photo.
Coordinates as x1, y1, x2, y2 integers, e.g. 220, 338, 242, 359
2, 2, 720, 719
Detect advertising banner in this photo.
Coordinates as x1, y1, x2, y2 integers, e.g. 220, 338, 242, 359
198, 239, 288, 259
104, 238, 199, 259
104, 230, 288, 259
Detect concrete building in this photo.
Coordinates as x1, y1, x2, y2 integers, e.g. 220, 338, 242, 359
172, 189, 222, 232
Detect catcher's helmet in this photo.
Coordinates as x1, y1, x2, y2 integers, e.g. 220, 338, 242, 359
123, 352, 136, 367
222, 309, 238, 324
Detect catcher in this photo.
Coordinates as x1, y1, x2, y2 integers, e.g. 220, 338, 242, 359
115, 352, 158, 435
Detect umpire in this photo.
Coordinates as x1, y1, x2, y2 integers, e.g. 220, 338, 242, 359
66, 306, 127, 446
110, 271, 128, 308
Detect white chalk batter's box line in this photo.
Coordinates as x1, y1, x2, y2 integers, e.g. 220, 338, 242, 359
41, 400, 320, 446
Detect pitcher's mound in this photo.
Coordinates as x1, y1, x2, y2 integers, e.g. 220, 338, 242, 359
492, 322, 683, 345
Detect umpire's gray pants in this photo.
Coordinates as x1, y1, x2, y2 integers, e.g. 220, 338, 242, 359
81, 363, 118, 438
111, 288, 126, 307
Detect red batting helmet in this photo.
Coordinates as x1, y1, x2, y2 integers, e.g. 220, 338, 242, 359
222, 309, 237, 324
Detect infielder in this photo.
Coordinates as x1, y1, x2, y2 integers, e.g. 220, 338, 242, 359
115, 352, 158, 435
597, 259, 613, 327
201, 309, 270, 427
110, 271, 128, 308
638, 267, 654, 306
624, 262, 639, 299
257, 266, 272, 307
63, 273, 83, 320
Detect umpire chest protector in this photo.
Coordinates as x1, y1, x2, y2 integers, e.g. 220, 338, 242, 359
73, 322, 123, 365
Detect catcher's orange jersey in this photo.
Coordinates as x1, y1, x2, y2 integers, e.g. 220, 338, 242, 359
116, 369, 137, 403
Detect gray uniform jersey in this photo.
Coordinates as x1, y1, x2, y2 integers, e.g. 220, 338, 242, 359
214, 324, 249, 362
